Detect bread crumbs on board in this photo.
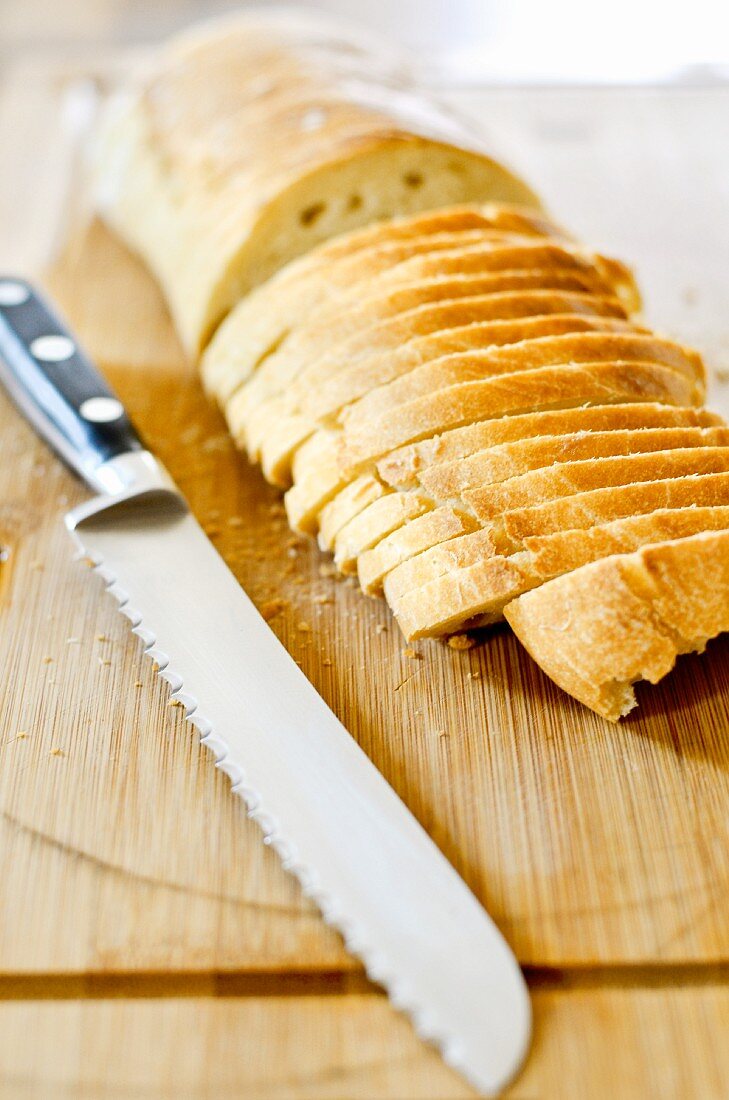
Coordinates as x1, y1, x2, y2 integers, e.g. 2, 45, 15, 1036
259, 597, 288, 621
447, 635, 476, 650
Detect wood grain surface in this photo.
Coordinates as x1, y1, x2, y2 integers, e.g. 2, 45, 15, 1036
1, 46, 728, 1099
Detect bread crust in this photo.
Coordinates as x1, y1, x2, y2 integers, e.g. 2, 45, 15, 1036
96, 17, 540, 352
339, 362, 702, 472
419, 425, 729, 501
233, 277, 628, 457
201, 203, 572, 400
378, 404, 721, 488
504, 531, 729, 720
465, 445, 729, 521
388, 504, 729, 639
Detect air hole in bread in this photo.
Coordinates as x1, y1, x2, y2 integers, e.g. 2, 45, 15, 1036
300, 202, 326, 227
403, 172, 424, 189
347, 193, 363, 212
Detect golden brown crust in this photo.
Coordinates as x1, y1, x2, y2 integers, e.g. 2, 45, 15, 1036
504, 531, 729, 720
339, 362, 702, 473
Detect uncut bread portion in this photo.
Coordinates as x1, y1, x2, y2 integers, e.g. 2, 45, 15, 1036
338, 361, 702, 473
201, 202, 570, 400
389, 505, 729, 640
95, 13, 540, 353
419, 425, 729, 501
378, 403, 723, 489
504, 530, 729, 721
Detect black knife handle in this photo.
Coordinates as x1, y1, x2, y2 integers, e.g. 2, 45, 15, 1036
0, 277, 143, 488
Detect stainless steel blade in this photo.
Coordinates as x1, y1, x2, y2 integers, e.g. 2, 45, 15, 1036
68, 487, 530, 1096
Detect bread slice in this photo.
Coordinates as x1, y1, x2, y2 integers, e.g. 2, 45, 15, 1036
335, 436, 729, 580
293, 314, 644, 427
317, 475, 385, 551
95, 14, 540, 352
419, 425, 729, 502
233, 277, 627, 456
358, 506, 480, 594
286, 373, 691, 538
389, 505, 729, 639
370, 426, 729, 581
332, 493, 433, 571
341, 332, 703, 430
504, 530, 729, 720
465, 445, 729, 521
201, 227, 542, 402
497, 470, 729, 552
201, 203, 571, 400
524, 504, 729, 576
383, 473, 729, 603
379, 403, 722, 488
384, 464, 729, 604
338, 362, 702, 473
231, 237, 634, 415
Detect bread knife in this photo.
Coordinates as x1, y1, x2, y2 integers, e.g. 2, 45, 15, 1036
0, 278, 530, 1096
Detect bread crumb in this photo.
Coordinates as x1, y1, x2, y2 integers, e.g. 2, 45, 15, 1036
260, 598, 287, 621
134, 681, 144, 688
715, 367, 729, 384
98, 657, 112, 667
95, 633, 107, 642
42, 656, 54, 664
468, 670, 482, 680
16, 731, 28, 740
313, 593, 333, 604
297, 621, 311, 632
375, 624, 387, 634
169, 699, 183, 707
321, 658, 333, 667
403, 647, 422, 660
49, 747, 64, 757
447, 635, 476, 650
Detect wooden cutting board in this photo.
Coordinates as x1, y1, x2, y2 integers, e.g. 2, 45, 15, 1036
1, 57, 728, 1097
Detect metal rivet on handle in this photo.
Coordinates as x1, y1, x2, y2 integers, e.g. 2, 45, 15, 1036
79, 397, 124, 423
30, 335, 76, 362
0, 281, 30, 306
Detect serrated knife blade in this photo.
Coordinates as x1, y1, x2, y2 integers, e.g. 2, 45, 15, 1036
0, 279, 530, 1096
